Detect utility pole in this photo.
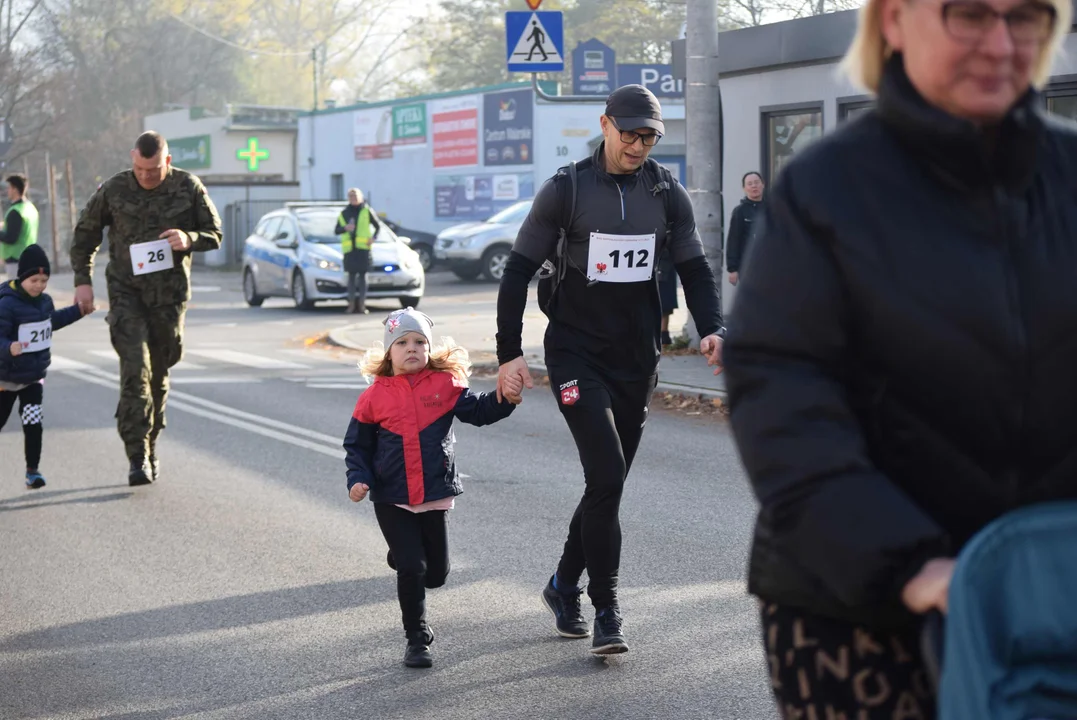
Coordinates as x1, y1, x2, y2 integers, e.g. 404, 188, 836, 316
684, 0, 723, 347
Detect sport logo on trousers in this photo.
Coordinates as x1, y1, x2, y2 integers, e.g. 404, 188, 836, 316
559, 379, 580, 406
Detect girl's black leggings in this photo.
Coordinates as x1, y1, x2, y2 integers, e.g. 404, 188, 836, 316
374, 503, 450, 638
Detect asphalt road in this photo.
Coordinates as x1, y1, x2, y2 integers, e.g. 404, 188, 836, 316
0, 269, 771, 720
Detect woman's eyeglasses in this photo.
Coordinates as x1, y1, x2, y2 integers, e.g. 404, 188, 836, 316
941, 0, 1057, 44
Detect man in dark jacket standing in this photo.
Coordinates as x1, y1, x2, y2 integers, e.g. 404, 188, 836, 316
334, 188, 381, 314
724, 171, 764, 286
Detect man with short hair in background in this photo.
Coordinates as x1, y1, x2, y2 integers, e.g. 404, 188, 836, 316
1, 174, 40, 281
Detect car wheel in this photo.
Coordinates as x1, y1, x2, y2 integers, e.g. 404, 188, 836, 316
481, 246, 511, 282
414, 244, 434, 272
243, 268, 265, 307
399, 297, 421, 309
291, 270, 313, 310
452, 266, 481, 281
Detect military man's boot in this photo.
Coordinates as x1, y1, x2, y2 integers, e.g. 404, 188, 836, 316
148, 436, 160, 483
128, 457, 153, 486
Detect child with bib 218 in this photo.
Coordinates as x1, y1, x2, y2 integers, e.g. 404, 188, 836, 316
0, 245, 92, 488
344, 307, 521, 668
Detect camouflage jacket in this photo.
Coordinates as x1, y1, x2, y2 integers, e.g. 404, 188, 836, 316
70, 167, 223, 306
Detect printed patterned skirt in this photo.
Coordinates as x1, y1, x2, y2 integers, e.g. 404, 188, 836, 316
761, 603, 936, 720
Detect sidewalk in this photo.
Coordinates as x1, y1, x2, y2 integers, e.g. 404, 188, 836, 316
327, 290, 727, 400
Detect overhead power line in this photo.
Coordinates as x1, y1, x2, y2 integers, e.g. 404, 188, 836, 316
167, 13, 314, 57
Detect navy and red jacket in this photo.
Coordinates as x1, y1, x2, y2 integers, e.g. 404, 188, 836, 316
343, 368, 516, 505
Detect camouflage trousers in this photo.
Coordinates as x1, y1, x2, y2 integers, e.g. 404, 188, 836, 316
106, 291, 186, 460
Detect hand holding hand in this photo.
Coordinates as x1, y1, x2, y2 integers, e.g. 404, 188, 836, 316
9, 341, 22, 357
160, 228, 192, 252
500, 371, 524, 404
349, 483, 370, 503
496, 356, 533, 403
74, 285, 95, 316
901, 558, 956, 614
700, 334, 724, 376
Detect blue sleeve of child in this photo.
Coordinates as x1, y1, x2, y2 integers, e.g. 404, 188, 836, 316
453, 386, 516, 427
343, 414, 378, 490
50, 301, 83, 331
0, 300, 14, 361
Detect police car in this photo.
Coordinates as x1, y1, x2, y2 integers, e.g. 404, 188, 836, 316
241, 202, 425, 310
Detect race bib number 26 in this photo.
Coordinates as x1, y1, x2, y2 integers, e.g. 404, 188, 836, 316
130, 239, 175, 276
587, 232, 656, 283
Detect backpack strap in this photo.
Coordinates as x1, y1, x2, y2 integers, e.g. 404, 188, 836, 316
538, 160, 582, 290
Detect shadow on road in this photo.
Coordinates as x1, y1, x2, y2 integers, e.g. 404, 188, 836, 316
0, 491, 134, 513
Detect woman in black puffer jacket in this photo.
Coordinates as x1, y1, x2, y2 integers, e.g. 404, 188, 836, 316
723, 0, 1076, 715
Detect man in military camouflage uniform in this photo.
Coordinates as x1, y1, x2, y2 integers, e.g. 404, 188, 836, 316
71, 131, 222, 486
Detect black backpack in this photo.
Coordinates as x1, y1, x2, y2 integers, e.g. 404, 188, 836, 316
537, 158, 676, 315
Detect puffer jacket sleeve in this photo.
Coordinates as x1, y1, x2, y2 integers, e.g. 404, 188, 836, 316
723, 174, 949, 609
0, 297, 14, 361
343, 389, 378, 491
49, 298, 83, 331
452, 382, 516, 427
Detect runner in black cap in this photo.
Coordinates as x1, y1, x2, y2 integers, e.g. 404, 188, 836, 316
494, 84, 725, 655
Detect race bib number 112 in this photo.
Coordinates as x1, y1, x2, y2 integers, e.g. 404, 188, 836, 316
587, 232, 656, 283
130, 238, 175, 276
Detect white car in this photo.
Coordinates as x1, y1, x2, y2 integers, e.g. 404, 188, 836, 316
435, 200, 532, 282
242, 203, 425, 310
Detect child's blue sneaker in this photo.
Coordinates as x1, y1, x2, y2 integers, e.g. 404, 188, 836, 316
25, 470, 45, 489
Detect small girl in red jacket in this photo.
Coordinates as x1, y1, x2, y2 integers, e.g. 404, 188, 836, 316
344, 307, 520, 669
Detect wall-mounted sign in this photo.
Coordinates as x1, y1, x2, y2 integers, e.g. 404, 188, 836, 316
617, 64, 684, 98
171, 135, 212, 170
434, 172, 534, 221
483, 89, 533, 166
572, 39, 615, 96
236, 137, 269, 172
392, 103, 427, 147
353, 107, 394, 160
431, 95, 479, 168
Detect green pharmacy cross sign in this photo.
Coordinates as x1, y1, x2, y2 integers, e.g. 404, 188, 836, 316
237, 137, 269, 172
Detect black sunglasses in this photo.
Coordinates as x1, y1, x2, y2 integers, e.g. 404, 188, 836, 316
608, 118, 662, 147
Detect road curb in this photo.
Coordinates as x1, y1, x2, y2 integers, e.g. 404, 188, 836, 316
324, 325, 727, 402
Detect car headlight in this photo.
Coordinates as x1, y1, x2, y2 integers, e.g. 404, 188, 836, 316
315, 258, 341, 272
457, 237, 472, 249
401, 254, 418, 271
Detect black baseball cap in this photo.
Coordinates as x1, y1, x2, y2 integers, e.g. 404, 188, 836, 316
605, 84, 665, 135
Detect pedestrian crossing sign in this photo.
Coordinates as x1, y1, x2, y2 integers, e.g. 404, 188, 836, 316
505, 11, 564, 73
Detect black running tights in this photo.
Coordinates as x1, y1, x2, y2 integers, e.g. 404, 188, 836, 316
553, 372, 655, 609
374, 503, 450, 638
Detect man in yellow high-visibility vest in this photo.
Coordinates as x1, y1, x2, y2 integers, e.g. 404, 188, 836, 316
1, 174, 40, 281
334, 188, 380, 314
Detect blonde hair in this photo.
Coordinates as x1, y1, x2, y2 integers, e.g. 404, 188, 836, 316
359, 336, 472, 385
840, 0, 1072, 92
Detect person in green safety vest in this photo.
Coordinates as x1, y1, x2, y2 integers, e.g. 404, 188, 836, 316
0, 174, 40, 281
334, 187, 380, 314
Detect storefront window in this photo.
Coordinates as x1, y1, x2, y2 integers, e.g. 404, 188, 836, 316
839, 103, 873, 123
1047, 95, 1077, 122
764, 108, 823, 183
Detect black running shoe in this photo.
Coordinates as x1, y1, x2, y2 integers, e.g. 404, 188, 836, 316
591, 607, 629, 655
404, 626, 434, 668
387, 550, 396, 570
541, 575, 590, 638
